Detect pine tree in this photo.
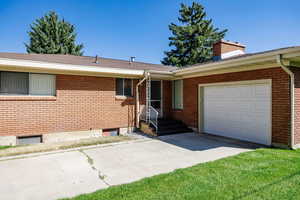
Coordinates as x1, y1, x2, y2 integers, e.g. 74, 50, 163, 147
25, 11, 84, 56
162, 2, 227, 67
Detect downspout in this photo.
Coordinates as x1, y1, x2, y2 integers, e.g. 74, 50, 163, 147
136, 71, 148, 128
277, 54, 295, 149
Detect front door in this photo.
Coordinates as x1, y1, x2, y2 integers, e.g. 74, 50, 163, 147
150, 80, 163, 118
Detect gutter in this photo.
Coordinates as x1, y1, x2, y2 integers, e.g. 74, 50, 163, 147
148, 70, 173, 75
0, 57, 176, 79
136, 71, 149, 128
0, 58, 145, 77
277, 54, 295, 149
175, 47, 300, 76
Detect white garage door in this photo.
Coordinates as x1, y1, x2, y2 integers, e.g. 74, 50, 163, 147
202, 81, 271, 145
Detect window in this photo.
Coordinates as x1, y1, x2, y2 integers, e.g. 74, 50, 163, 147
0, 72, 29, 95
29, 73, 55, 96
116, 78, 133, 96
17, 135, 42, 145
0, 71, 56, 96
172, 80, 183, 109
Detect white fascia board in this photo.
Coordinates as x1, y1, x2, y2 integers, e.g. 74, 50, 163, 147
0, 58, 144, 77
174, 56, 274, 77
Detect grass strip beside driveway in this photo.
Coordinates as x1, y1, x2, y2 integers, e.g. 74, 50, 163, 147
63, 148, 300, 200
0, 146, 11, 150
0, 136, 133, 158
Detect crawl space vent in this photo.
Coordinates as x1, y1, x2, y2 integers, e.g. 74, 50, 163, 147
17, 135, 42, 145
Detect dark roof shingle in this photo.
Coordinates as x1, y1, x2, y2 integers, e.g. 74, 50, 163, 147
0, 52, 175, 72
0, 46, 299, 73
172, 46, 300, 71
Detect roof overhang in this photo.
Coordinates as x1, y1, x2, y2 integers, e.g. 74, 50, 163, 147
173, 47, 300, 78
0, 47, 300, 80
148, 70, 174, 80
0, 58, 145, 78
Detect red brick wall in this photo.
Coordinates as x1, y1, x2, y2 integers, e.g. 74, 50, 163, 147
0, 75, 138, 137
0, 68, 293, 146
163, 67, 291, 146
292, 68, 300, 145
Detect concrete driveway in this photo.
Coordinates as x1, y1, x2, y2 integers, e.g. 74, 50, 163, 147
0, 133, 256, 200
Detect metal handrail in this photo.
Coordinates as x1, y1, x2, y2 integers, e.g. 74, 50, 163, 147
138, 72, 159, 131
149, 106, 159, 130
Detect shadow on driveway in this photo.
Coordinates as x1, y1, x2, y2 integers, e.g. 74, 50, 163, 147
157, 132, 264, 151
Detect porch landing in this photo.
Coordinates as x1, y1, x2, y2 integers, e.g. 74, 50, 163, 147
140, 118, 192, 136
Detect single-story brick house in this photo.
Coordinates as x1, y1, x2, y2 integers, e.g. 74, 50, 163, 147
1, 40, 300, 149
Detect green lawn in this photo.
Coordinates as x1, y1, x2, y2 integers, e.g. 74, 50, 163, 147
0, 146, 11, 150
63, 148, 300, 200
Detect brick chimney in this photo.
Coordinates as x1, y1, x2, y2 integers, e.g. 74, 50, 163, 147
213, 40, 246, 60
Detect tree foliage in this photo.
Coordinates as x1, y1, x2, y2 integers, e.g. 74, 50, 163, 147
25, 11, 84, 55
162, 2, 227, 67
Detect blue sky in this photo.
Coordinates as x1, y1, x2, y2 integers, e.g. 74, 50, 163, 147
0, 0, 299, 64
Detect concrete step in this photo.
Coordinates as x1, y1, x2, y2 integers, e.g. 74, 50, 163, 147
156, 128, 193, 136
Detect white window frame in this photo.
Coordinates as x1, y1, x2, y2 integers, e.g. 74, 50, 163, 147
172, 79, 183, 110
116, 78, 133, 97
0, 71, 56, 96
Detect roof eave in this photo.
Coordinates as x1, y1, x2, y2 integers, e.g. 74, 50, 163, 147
148, 70, 174, 80
0, 47, 300, 80
0, 57, 145, 78
173, 47, 300, 77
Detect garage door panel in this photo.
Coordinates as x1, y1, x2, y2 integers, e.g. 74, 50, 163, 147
203, 82, 271, 145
